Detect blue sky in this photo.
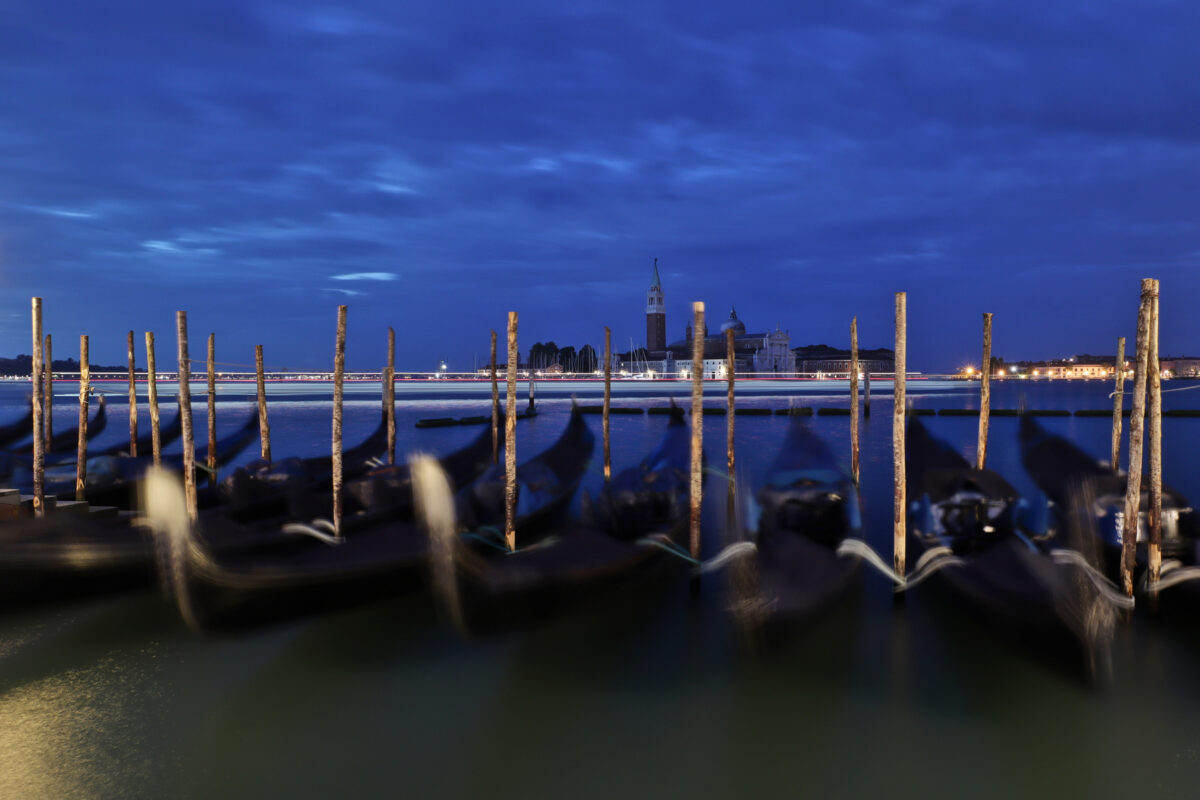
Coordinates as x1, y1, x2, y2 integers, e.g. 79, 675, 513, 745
1, 1, 1197, 372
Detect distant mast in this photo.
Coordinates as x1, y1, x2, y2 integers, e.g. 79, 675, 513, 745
646, 258, 665, 354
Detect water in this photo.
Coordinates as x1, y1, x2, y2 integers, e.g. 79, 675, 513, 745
2, 378, 1200, 798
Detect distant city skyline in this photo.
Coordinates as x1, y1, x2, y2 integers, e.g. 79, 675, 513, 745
1, 1, 1196, 372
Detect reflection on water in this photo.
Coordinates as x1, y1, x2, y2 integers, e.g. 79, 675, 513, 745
2, 381, 1200, 797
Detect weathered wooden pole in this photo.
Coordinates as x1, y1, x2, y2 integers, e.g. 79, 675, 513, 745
528, 372, 536, 413
43, 333, 52, 447
255, 344, 271, 462
505, 311, 518, 551
332, 305, 347, 538
603, 326, 612, 481
176, 312, 197, 521
690, 302, 705, 561
1148, 280, 1163, 590
977, 312, 993, 470
385, 326, 396, 466
864, 369, 872, 418
726, 327, 736, 479
206, 333, 216, 488
74, 335, 90, 501
894, 292, 907, 580
145, 332, 161, 467
126, 331, 137, 456
490, 330, 499, 465
30, 298, 45, 517
1120, 280, 1154, 597
1111, 336, 1126, 472
850, 317, 860, 486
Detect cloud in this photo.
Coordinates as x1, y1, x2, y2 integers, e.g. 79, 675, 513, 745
330, 272, 398, 281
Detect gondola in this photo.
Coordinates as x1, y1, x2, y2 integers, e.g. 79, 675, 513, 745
431, 409, 689, 633
0, 417, 506, 604
216, 412, 391, 518
92, 408, 184, 458
908, 414, 1114, 679
12, 410, 260, 510
731, 417, 861, 629
11, 395, 107, 456
0, 402, 34, 449
151, 406, 592, 631
1018, 414, 1200, 601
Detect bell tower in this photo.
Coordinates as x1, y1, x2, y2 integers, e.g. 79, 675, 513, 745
646, 258, 665, 352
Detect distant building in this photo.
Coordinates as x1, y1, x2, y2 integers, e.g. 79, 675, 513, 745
792, 344, 895, 375
1161, 358, 1200, 378
639, 268, 794, 377
646, 259, 666, 353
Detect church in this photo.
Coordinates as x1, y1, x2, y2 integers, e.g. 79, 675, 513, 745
641, 261, 795, 378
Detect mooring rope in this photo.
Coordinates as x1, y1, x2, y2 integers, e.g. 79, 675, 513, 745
835, 539, 964, 590
281, 522, 343, 545
1110, 383, 1200, 398
1144, 560, 1200, 593
1048, 549, 1135, 609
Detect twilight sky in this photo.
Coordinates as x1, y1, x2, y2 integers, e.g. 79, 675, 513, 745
1, 0, 1197, 372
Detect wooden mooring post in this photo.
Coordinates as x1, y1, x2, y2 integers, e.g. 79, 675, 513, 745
31, 298, 45, 517
1111, 336, 1126, 472
1148, 280, 1163, 591
505, 311, 518, 551
726, 327, 735, 480
490, 330, 499, 465
690, 301, 705, 562
126, 331, 137, 456
332, 305, 347, 538
145, 332, 161, 467
43, 333, 52, 447
864, 370, 871, 418
255, 344, 271, 462
386, 326, 396, 466
850, 317, 859, 486
603, 326, 612, 481
528, 373, 536, 413
894, 292, 907, 581
207, 333, 216, 487
1121, 280, 1154, 597
176, 312, 197, 521
75, 334, 90, 501
977, 312, 993, 470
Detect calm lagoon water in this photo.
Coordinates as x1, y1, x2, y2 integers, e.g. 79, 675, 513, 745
2, 378, 1200, 798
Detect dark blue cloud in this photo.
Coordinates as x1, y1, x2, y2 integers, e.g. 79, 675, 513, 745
0, 0, 1197, 371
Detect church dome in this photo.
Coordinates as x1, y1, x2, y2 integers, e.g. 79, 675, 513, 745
720, 307, 746, 335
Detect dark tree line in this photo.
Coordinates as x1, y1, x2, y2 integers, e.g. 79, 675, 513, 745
527, 341, 599, 373
0, 355, 126, 376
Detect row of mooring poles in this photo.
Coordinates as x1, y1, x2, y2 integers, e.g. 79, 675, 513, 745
31, 299, 44, 516
505, 312, 518, 551
43, 334, 52, 447
893, 292, 907, 579
850, 318, 859, 486
1111, 336, 1126, 473
127, 331, 137, 456
75, 335, 90, 501
977, 313, 993, 470
603, 326, 612, 481
386, 327, 396, 466
207, 334, 216, 488
490, 331, 499, 465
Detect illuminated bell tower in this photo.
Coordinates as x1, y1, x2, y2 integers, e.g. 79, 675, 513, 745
646, 258, 665, 352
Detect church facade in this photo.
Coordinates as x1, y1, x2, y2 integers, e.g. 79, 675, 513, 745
639, 264, 795, 378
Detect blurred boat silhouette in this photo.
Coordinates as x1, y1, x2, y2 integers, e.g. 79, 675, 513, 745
908, 414, 1114, 680
730, 416, 861, 631
151, 406, 590, 631
434, 407, 691, 634
1019, 414, 1200, 604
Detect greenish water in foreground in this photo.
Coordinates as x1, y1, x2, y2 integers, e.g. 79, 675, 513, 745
2, 380, 1200, 799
